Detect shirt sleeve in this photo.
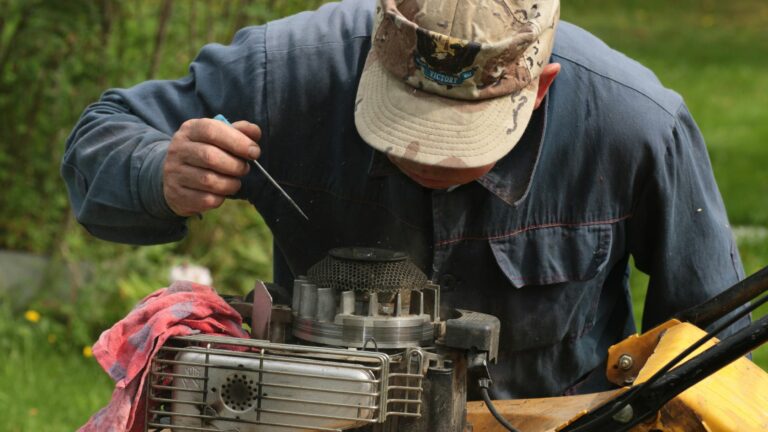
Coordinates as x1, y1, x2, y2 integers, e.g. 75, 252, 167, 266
61, 25, 268, 244
628, 103, 748, 335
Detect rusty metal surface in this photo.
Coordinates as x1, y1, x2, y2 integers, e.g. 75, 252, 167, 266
604, 320, 680, 387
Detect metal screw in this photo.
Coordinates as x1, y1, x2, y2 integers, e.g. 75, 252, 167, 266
612, 403, 634, 424
618, 354, 634, 371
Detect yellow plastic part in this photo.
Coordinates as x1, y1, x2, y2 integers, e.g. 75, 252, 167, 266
468, 321, 768, 432
632, 322, 768, 432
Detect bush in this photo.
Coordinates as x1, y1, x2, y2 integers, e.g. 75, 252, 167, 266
0, 0, 325, 349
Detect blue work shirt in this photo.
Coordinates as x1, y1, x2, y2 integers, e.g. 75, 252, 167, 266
62, 0, 746, 398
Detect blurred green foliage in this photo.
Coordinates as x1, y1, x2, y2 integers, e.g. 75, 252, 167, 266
1, 2, 327, 429
0, 0, 326, 349
0, 0, 328, 253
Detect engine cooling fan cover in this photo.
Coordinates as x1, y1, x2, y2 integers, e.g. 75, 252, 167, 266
307, 247, 427, 293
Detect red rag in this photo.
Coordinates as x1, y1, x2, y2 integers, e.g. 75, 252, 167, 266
78, 281, 249, 432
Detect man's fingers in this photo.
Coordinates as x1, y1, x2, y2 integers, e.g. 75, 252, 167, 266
180, 118, 260, 160
180, 141, 250, 177
176, 165, 242, 196
167, 187, 226, 216
232, 120, 262, 143
231, 120, 261, 159
164, 117, 262, 217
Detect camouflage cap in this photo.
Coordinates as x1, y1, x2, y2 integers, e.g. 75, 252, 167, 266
355, 0, 560, 168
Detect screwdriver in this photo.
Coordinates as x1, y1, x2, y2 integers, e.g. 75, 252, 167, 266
214, 114, 309, 221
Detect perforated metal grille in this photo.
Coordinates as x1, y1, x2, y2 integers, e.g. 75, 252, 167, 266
307, 248, 427, 292
221, 373, 258, 411
144, 335, 425, 431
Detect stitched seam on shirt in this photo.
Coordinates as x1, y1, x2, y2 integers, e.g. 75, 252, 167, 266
506, 273, 589, 283
266, 36, 370, 54
435, 213, 632, 246
256, 25, 269, 144
628, 103, 687, 222
551, 53, 682, 118
275, 180, 424, 231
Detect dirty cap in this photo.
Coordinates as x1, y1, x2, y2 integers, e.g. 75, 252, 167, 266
354, 0, 560, 169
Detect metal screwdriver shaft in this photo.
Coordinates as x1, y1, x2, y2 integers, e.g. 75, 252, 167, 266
214, 114, 309, 221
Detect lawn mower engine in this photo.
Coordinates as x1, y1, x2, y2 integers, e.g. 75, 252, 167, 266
145, 247, 500, 432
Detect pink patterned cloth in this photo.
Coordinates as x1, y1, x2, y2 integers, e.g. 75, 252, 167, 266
79, 281, 249, 432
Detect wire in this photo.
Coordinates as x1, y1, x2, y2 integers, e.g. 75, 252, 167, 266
634, 292, 766, 397
363, 336, 379, 352
565, 292, 766, 432
478, 378, 521, 432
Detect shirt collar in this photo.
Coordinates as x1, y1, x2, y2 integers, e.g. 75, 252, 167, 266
476, 98, 547, 206
366, 98, 547, 204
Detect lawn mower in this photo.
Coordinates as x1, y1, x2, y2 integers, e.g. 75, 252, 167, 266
144, 247, 768, 431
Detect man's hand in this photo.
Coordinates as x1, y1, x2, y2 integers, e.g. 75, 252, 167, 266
163, 118, 261, 217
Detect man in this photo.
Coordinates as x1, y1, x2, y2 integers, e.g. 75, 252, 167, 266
62, 0, 746, 398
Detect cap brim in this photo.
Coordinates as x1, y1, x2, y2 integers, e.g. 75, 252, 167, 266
354, 55, 538, 169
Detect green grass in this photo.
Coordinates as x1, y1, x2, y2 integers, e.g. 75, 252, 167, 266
0, 349, 112, 431
562, 0, 768, 226
0, 319, 113, 431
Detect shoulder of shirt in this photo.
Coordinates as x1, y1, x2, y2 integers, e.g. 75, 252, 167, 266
552, 21, 683, 118
265, 0, 375, 53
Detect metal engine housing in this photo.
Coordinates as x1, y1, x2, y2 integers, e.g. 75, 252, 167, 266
145, 248, 499, 432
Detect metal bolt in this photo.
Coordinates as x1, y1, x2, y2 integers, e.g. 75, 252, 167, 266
618, 354, 634, 371
612, 403, 634, 424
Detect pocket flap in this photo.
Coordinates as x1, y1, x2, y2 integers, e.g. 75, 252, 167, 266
489, 224, 612, 289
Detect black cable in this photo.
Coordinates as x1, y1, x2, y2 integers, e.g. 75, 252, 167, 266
564, 291, 766, 432
363, 336, 379, 352
633, 292, 766, 396
478, 378, 521, 432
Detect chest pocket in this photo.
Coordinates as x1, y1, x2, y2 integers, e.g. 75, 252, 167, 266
487, 224, 613, 351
